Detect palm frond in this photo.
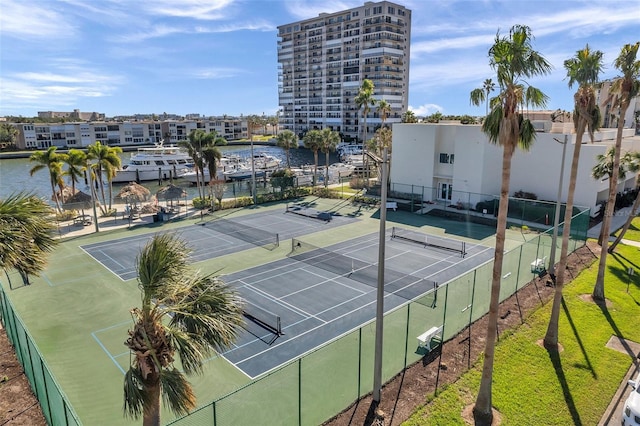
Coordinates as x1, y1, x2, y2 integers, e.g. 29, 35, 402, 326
160, 368, 196, 416
137, 234, 192, 302
123, 368, 149, 419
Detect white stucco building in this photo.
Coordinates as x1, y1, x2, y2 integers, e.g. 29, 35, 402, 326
391, 122, 640, 215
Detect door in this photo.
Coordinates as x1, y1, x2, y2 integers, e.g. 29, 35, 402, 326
438, 182, 452, 201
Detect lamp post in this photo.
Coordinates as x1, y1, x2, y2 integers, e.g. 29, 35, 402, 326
548, 135, 568, 277
373, 146, 389, 403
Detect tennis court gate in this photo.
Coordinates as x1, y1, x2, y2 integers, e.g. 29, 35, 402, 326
168, 211, 589, 426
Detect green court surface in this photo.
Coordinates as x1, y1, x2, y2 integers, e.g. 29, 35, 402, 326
1, 197, 576, 425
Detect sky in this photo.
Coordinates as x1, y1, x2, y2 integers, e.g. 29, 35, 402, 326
0, 0, 638, 119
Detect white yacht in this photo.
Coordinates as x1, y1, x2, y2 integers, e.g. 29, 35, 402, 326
112, 143, 194, 183
182, 155, 245, 184
327, 162, 356, 178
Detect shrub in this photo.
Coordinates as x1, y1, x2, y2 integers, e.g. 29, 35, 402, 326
514, 190, 537, 200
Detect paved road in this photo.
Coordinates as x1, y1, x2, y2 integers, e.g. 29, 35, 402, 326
600, 362, 639, 425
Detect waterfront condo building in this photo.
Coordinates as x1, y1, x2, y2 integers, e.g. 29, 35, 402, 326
277, 1, 411, 141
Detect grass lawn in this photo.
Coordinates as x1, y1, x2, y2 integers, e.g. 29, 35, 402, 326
404, 241, 640, 425
613, 217, 640, 241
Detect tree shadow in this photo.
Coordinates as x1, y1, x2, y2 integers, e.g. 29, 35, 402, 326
595, 297, 638, 358
546, 346, 583, 426
561, 298, 596, 378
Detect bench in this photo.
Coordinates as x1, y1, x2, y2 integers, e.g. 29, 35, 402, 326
417, 325, 443, 351
530, 258, 546, 274
386, 201, 397, 211
73, 215, 92, 226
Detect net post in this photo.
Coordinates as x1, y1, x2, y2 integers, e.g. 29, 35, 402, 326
462, 242, 466, 258
276, 233, 279, 247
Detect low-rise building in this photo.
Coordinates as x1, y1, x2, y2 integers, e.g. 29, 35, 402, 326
391, 122, 640, 215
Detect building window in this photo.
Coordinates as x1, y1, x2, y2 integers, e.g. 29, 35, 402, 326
439, 153, 454, 164
388, 6, 395, 14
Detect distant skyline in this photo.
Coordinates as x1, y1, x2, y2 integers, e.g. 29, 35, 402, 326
1, 0, 638, 119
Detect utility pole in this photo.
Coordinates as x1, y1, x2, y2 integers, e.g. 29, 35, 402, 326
373, 147, 389, 403
549, 134, 568, 277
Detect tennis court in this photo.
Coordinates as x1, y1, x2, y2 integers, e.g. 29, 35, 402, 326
80, 209, 358, 281
220, 228, 493, 378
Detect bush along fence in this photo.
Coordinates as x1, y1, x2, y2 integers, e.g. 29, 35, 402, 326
165, 210, 590, 426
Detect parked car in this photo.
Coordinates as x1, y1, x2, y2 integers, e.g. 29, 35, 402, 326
623, 372, 640, 426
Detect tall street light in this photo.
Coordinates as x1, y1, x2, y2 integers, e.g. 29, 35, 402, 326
373, 146, 389, 403
548, 134, 568, 277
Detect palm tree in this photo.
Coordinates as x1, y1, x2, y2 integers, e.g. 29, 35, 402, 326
276, 129, 298, 168
469, 25, 551, 425
609, 150, 640, 251
86, 142, 122, 213
303, 129, 322, 186
402, 110, 417, 123
355, 79, 376, 180
543, 45, 603, 349
29, 146, 65, 213
123, 234, 244, 426
319, 128, 340, 187
201, 131, 227, 186
0, 192, 58, 286
594, 42, 640, 302
62, 149, 88, 195
470, 78, 496, 117
377, 99, 392, 128
0, 123, 19, 149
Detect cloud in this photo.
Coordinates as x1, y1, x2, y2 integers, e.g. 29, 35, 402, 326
141, 0, 235, 20
1, 60, 124, 111
408, 104, 444, 116
188, 67, 245, 79
0, 0, 76, 39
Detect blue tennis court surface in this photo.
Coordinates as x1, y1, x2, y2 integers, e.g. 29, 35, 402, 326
80, 210, 358, 281
222, 230, 493, 378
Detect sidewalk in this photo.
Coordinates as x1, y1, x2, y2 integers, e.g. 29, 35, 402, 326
586, 205, 636, 239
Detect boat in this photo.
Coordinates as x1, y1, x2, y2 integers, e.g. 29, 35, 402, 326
337, 143, 363, 161
327, 162, 356, 178
252, 153, 282, 171
182, 155, 245, 184
223, 164, 267, 181
112, 142, 194, 183
289, 165, 317, 186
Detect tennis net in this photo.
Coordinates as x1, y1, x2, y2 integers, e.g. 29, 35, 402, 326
285, 205, 333, 222
243, 302, 282, 336
203, 217, 279, 250
289, 238, 437, 302
391, 227, 466, 257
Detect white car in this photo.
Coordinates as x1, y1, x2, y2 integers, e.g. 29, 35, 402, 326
623, 372, 640, 426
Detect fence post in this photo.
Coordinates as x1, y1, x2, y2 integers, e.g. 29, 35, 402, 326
298, 358, 302, 426
213, 400, 217, 426
357, 327, 362, 398
404, 304, 410, 368
467, 272, 476, 369
435, 283, 449, 392
40, 357, 53, 424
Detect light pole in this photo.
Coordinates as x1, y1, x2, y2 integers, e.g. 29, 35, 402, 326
373, 146, 389, 403
548, 135, 568, 277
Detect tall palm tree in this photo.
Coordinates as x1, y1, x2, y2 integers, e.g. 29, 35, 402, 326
594, 42, 640, 302
303, 129, 322, 186
470, 78, 496, 117
609, 150, 640, 251
469, 25, 551, 426
87, 142, 122, 213
319, 128, 340, 187
377, 99, 392, 128
276, 129, 298, 168
0, 192, 58, 286
543, 45, 603, 349
29, 146, 65, 213
201, 131, 227, 186
179, 130, 205, 199
123, 234, 244, 426
62, 149, 88, 195
355, 79, 376, 179
402, 110, 417, 123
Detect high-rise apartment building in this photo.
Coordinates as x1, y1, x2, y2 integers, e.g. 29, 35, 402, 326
277, 1, 411, 141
